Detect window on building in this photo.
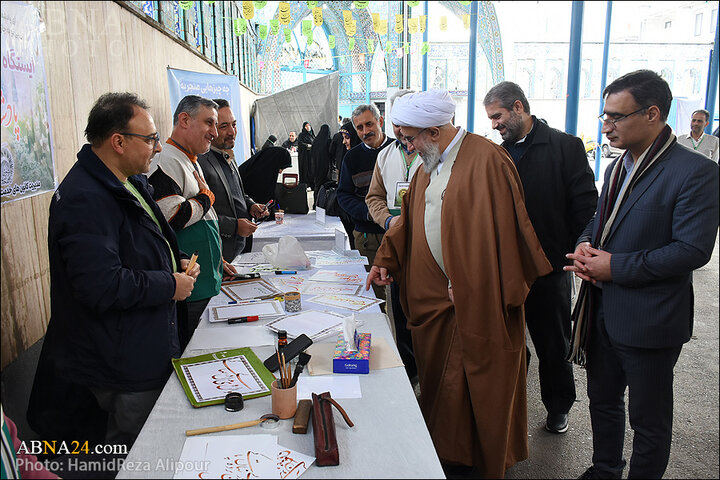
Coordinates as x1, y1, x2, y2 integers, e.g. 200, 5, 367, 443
695, 13, 703, 36
711, 9, 717, 34
664, 21, 672, 29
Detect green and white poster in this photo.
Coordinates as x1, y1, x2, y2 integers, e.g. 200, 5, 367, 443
1, 1, 56, 204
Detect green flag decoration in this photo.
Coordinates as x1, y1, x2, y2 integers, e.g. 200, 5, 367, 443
407, 1, 420, 7
354, 1, 369, 8
329, 35, 336, 49
179, 1, 193, 10
385, 41, 392, 53
367, 38, 374, 53
284, 28, 291, 43
233, 18, 247, 35
254, 1, 267, 9
270, 19, 279, 35
404, 43, 409, 54
421, 41, 429, 55
258, 24, 268, 39
302, 19, 312, 37
459, 0, 472, 4
307, 1, 317, 7
349, 37, 355, 50
306, 30, 313, 44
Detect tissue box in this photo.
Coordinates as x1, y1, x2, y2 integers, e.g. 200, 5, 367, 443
332, 332, 371, 374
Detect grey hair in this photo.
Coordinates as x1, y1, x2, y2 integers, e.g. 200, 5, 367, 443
388, 89, 415, 111
692, 109, 710, 121
173, 95, 218, 125
483, 81, 531, 114
351, 103, 381, 129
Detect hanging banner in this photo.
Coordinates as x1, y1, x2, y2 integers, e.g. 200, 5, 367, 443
166, 67, 249, 161
179, 1, 193, 10
283, 28, 291, 43
328, 35, 336, 49
306, 1, 317, 8
385, 41, 392, 53
407, 1, 419, 7
462, 14, 470, 29
269, 19, 279, 35
421, 41, 429, 55
354, 1, 368, 8
313, 7, 323, 26
372, 12, 380, 32
348, 38, 355, 50
378, 19, 388, 36
302, 19, 312, 37
233, 18, 247, 35
306, 30, 313, 45
408, 18, 418, 34
395, 14, 404, 33
440, 16, 447, 31
459, 1, 472, 5
254, 1, 267, 9
1, 1, 56, 204
367, 38, 374, 54
343, 10, 352, 25
242, 0, 254, 19
258, 24, 268, 39
278, 2, 291, 25
345, 20, 356, 37
420, 15, 426, 33
404, 43, 410, 54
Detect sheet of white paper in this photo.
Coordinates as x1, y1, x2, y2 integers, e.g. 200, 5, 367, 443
187, 326, 276, 351
301, 282, 361, 295
276, 445, 315, 479
265, 311, 346, 339
315, 206, 326, 225
296, 375, 362, 399
223, 281, 279, 301
269, 275, 306, 292
180, 355, 270, 403
334, 229, 346, 252
174, 435, 278, 479
308, 270, 364, 284
211, 301, 283, 322
306, 294, 382, 312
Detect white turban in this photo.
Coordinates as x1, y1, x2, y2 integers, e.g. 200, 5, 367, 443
391, 89, 456, 128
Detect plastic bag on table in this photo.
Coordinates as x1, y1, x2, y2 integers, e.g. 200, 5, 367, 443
262, 236, 312, 270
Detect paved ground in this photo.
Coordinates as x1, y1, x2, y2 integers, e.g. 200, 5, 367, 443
505, 236, 720, 479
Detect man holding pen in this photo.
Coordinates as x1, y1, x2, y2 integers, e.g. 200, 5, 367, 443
148, 95, 239, 346
28, 93, 200, 451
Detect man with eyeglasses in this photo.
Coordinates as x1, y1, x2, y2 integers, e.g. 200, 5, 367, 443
483, 81, 598, 436
148, 95, 237, 348
565, 70, 719, 479
28, 93, 198, 450
366, 89, 552, 478
197, 99, 268, 261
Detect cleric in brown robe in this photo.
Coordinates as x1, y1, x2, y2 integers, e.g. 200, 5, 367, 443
366, 90, 552, 478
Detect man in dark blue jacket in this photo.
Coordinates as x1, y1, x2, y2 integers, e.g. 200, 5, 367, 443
337, 104, 393, 303
27, 93, 198, 450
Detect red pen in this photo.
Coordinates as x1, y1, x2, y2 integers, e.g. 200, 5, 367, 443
228, 316, 259, 324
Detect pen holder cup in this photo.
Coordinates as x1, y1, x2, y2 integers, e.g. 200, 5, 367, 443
284, 292, 301, 313
271, 380, 297, 419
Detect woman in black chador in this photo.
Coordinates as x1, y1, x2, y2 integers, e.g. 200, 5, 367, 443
297, 121, 315, 189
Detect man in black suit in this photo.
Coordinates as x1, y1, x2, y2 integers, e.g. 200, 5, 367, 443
567, 70, 719, 479
197, 99, 268, 260
484, 82, 598, 435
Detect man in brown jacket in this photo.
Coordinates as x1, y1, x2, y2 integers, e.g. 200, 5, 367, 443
366, 90, 551, 478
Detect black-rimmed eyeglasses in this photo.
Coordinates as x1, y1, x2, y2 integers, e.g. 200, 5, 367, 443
404, 128, 428, 144
598, 107, 648, 127
120, 132, 161, 149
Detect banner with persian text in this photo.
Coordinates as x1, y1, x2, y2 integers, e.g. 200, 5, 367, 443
167, 67, 249, 162
1, 1, 56, 204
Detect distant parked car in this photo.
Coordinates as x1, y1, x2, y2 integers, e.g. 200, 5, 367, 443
582, 134, 622, 158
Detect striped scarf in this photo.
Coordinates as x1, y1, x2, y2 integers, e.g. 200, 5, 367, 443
567, 125, 676, 366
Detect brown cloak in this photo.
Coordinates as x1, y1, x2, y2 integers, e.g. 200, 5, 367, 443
374, 133, 551, 477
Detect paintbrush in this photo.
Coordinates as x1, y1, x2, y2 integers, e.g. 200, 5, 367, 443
289, 352, 311, 388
